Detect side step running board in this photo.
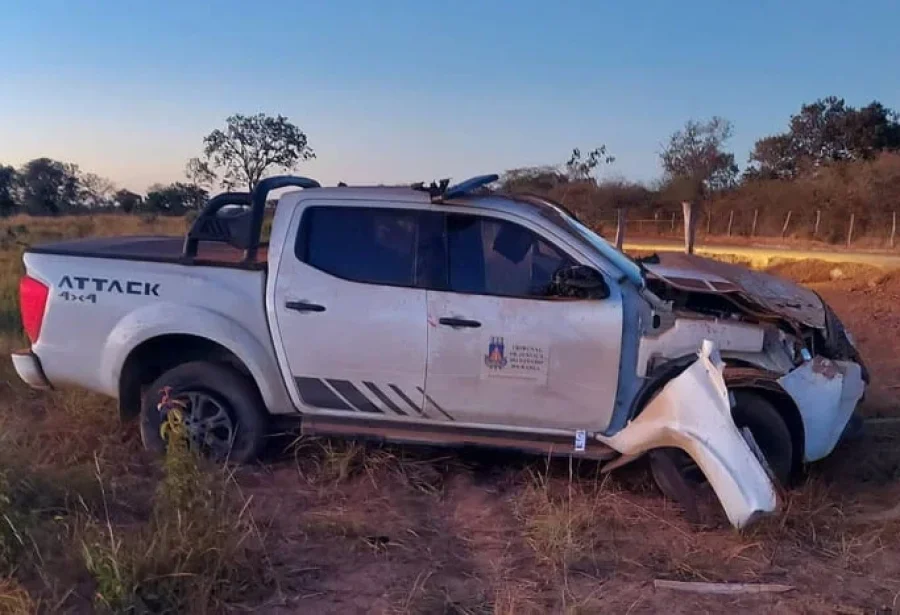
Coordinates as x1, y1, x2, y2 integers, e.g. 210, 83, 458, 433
274, 413, 617, 461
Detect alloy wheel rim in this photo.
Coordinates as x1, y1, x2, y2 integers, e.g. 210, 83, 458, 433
167, 391, 236, 460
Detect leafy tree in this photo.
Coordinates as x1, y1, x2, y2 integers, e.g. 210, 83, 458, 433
565, 146, 615, 181
593, 180, 653, 210
114, 189, 143, 213
143, 183, 207, 215
745, 134, 797, 180
499, 165, 567, 193
660, 117, 738, 199
79, 172, 116, 209
748, 97, 900, 179
18, 158, 81, 215
500, 146, 615, 194
0, 165, 18, 216
189, 113, 315, 192
184, 157, 217, 190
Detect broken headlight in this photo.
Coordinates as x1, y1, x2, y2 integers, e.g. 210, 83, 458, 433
821, 299, 869, 383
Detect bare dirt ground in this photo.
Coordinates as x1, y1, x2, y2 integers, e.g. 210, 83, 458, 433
231, 262, 900, 614
2, 219, 899, 612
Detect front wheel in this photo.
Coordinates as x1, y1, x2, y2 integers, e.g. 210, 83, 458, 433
650, 389, 794, 502
140, 361, 268, 463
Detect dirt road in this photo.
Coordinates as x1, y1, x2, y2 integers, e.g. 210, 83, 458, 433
625, 239, 900, 269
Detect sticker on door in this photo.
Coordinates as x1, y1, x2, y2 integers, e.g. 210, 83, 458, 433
481, 335, 549, 384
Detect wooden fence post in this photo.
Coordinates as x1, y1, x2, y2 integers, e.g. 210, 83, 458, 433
781, 211, 792, 238
847, 213, 855, 248
726, 210, 734, 236
615, 208, 626, 250
706, 212, 712, 235
670, 211, 676, 234
750, 209, 759, 237
891, 211, 897, 248
682, 201, 696, 254
814, 210, 821, 239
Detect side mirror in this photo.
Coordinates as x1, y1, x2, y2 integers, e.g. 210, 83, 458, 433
551, 264, 610, 299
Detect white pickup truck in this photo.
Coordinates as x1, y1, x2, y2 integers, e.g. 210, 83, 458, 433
11, 175, 868, 528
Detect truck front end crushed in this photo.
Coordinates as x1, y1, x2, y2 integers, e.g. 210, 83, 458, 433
641, 253, 869, 457
599, 340, 779, 528
599, 253, 868, 528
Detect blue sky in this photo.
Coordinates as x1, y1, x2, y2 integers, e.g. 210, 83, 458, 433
2, 0, 899, 192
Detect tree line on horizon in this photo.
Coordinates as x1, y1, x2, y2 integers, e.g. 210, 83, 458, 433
1, 98, 899, 242
0, 113, 315, 217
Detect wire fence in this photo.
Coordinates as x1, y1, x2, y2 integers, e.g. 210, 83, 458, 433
594, 208, 900, 250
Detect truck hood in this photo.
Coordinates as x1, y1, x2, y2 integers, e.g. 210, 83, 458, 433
641, 252, 826, 330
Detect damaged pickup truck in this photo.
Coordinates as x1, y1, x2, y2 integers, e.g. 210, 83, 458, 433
11, 174, 868, 528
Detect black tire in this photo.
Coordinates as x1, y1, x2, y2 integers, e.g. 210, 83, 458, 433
140, 361, 267, 464
730, 390, 793, 486
650, 389, 794, 501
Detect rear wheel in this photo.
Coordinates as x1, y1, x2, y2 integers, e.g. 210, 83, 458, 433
650, 389, 793, 502
140, 361, 267, 463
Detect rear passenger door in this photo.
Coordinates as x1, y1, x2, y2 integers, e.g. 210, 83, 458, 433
271, 203, 440, 420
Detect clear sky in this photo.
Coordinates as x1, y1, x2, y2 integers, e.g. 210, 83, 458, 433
2, 0, 899, 193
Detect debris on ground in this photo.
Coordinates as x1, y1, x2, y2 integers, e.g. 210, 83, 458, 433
653, 580, 795, 595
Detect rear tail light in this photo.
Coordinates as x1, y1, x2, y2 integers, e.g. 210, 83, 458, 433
19, 275, 49, 344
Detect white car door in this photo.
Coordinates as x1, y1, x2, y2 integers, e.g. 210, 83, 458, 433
423, 212, 624, 432
271, 202, 435, 419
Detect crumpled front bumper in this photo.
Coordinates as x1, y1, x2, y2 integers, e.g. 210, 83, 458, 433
778, 356, 866, 462
598, 340, 778, 528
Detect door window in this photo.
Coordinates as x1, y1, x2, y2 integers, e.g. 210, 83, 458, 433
446, 214, 574, 298
296, 206, 423, 286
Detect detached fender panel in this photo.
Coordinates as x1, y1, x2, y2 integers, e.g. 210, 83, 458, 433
599, 341, 777, 528
777, 357, 865, 462
100, 302, 295, 414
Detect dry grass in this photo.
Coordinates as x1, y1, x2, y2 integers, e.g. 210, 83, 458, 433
80, 445, 270, 613
0, 213, 186, 245
0, 214, 899, 612
0, 227, 267, 611
0, 578, 34, 615
0, 349, 272, 612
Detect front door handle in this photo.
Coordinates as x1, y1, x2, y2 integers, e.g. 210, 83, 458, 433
439, 317, 481, 328
285, 300, 326, 313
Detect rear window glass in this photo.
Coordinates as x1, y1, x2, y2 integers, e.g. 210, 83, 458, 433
295, 207, 419, 286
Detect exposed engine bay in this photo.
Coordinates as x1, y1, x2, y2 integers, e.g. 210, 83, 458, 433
638, 252, 867, 379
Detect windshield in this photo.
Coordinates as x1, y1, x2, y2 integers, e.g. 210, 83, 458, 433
502, 192, 646, 286
557, 210, 645, 286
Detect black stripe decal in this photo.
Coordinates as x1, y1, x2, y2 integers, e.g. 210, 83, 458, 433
326, 380, 383, 413
363, 382, 407, 416
417, 387, 455, 421
389, 384, 424, 415
295, 377, 352, 411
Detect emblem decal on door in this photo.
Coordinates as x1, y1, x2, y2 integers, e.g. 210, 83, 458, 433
480, 335, 550, 384
484, 337, 508, 370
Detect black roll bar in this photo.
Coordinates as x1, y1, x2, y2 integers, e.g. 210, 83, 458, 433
183, 175, 320, 262
183, 192, 251, 258
244, 176, 320, 262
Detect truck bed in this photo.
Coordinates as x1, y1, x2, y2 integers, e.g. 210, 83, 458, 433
27, 235, 268, 269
